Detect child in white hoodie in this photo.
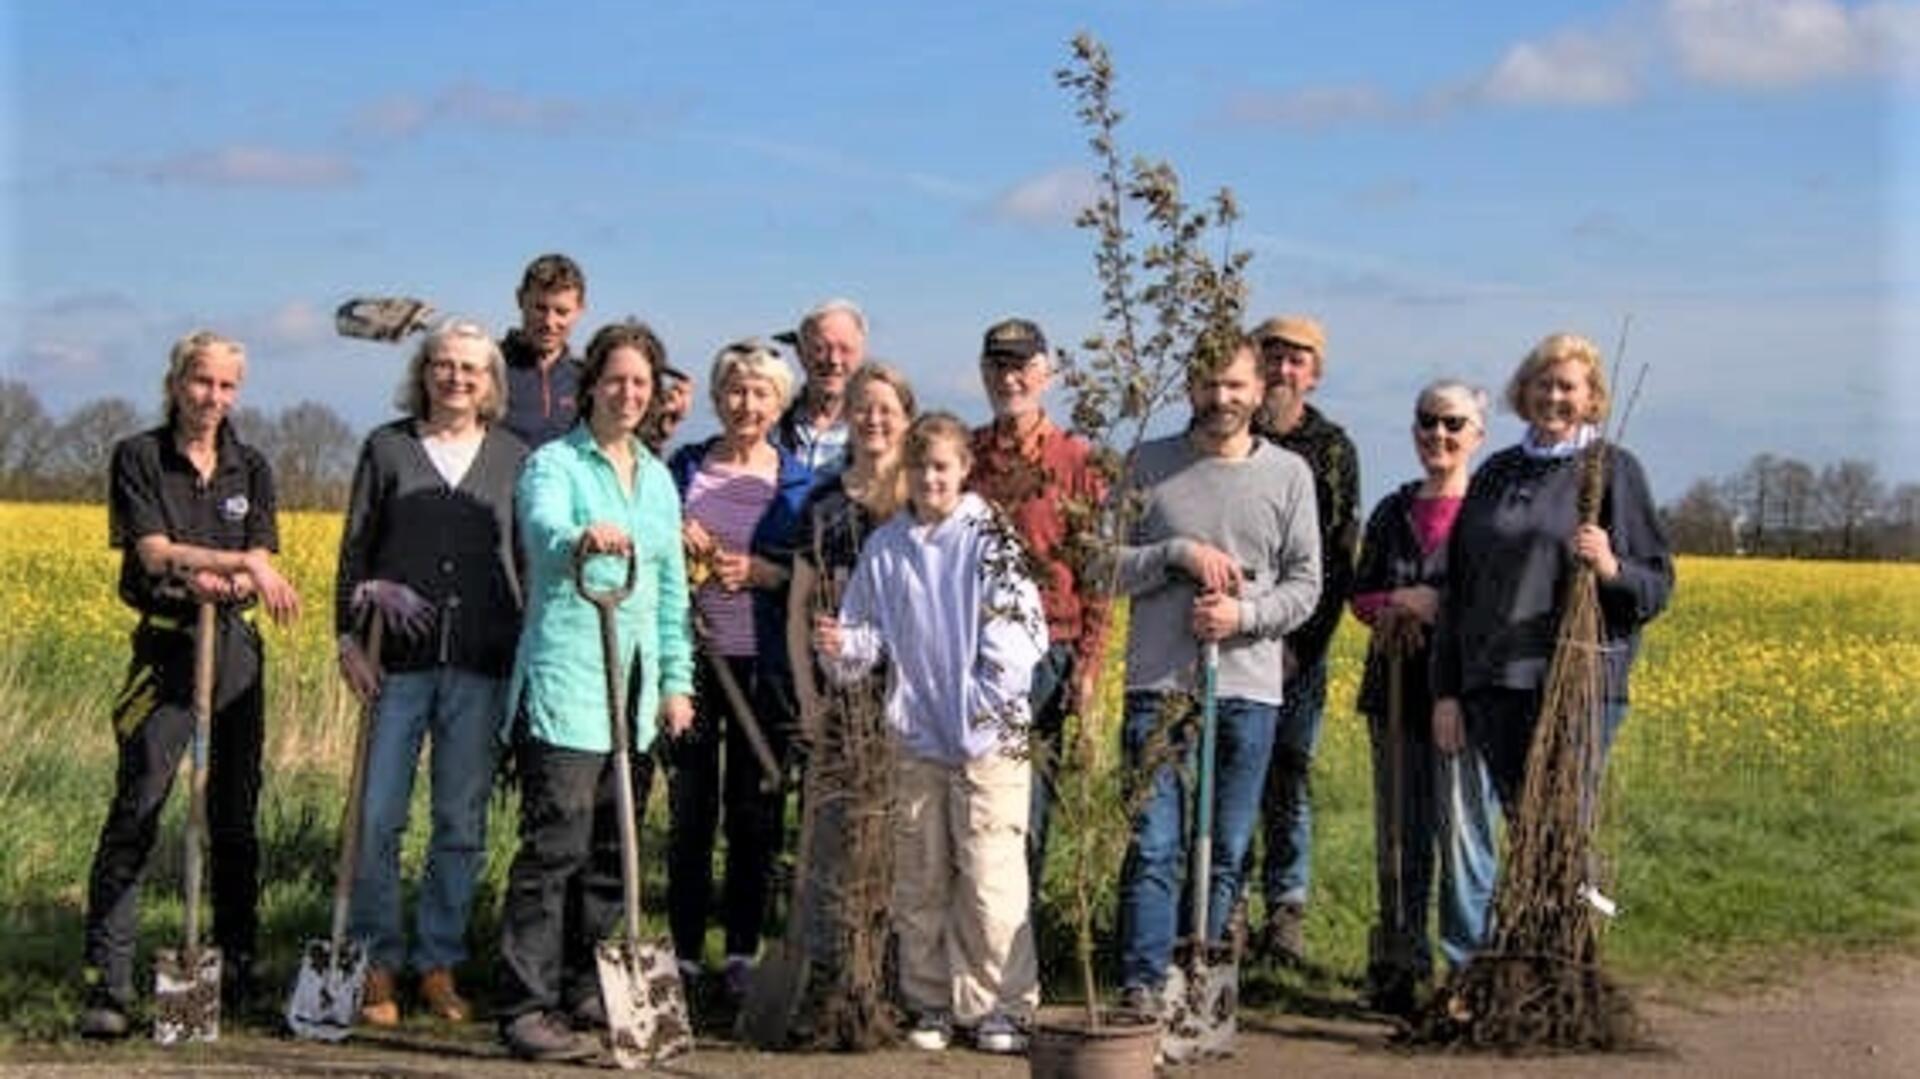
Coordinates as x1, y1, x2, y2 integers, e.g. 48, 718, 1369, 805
814, 412, 1047, 1054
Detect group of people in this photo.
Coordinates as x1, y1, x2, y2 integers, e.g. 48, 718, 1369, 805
76, 250, 1674, 1061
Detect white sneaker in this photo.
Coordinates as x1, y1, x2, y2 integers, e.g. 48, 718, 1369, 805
906, 1009, 952, 1051
973, 1012, 1027, 1054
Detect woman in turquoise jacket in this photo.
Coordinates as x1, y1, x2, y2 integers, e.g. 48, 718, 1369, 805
496, 320, 695, 1063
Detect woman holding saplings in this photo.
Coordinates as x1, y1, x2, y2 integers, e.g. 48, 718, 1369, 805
1430, 334, 1673, 907
814, 412, 1046, 1056
665, 339, 813, 1001
335, 318, 526, 1026
495, 320, 694, 1062
1347, 379, 1498, 1016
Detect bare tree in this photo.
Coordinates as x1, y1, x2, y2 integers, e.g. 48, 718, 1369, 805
1726, 453, 1777, 554
43, 397, 147, 499
1817, 459, 1883, 559
1772, 458, 1817, 556
1663, 479, 1737, 555
267, 400, 356, 509
0, 380, 56, 497
1883, 483, 1920, 561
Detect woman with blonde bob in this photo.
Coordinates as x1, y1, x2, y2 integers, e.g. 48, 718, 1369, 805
1430, 333, 1673, 929
335, 318, 528, 1026
665, 338, 815, 999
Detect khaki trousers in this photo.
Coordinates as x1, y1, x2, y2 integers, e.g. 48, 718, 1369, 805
892, 749, 1039, 1023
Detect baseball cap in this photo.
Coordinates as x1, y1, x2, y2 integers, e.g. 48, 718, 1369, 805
981, 317, 1048, 362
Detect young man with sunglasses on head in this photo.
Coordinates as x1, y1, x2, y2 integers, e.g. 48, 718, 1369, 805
1244, 314, 1360, 968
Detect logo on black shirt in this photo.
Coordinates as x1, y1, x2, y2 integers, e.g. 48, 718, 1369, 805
220, 494, 251, 522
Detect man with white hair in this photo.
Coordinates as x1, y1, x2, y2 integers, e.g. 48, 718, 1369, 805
966, 317, 1108, 897
775, 298, 868, 477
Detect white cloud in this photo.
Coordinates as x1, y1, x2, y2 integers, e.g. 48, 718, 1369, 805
1221, 85, 1393, 130
1664, 0, 1918, 88
1221, 1, 1913, 133
987, 166, 1101, 226
258, 300, 331, 350
1474, 28, 1643, 105
114, 145, 358, 188
348, 81, 585, 140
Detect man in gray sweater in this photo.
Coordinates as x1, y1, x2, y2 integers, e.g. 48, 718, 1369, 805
1110, 334, 1321, 1008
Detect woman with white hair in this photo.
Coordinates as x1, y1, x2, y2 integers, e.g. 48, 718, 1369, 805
334, 318, 528, 1025
1348, 379, 1498, 1016
666, 338, 815, 999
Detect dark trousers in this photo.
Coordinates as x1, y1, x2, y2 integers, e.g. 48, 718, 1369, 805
666, 655, 794, 961
84, 615, 264, 1002
497, 736, 655, 1019
1463, 686, 1629, 809
1024, 643, 1075, 895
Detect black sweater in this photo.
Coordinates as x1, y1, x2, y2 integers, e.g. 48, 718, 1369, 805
1351, 480, 1447, 719
1432, 442, 1673, 704
335, 420, 528, 675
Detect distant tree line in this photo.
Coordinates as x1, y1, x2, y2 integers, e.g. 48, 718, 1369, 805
4, 378, 1915, 558
1662, 453, 1920, 561
0, 378, 355, 510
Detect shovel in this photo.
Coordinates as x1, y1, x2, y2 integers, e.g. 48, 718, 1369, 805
335, 295, 437, 342
286, 612, 384, 1040
154, 602, 222, 1045
578, 542, 694, 1069
1366, 633, 1418, 1014
690, 608, 782, 793
1160, 640, 1237, 1064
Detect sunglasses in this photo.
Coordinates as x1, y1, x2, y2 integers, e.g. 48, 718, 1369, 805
1415, 411, 1472, 433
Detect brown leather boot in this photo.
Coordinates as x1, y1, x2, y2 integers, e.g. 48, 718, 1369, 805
360, 967, 400, 1027
419, 968, 472, 1023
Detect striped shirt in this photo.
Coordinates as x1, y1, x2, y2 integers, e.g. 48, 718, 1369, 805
685, 462, 777, 656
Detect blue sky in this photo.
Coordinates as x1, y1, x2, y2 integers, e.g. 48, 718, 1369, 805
4, 0, 1915, 504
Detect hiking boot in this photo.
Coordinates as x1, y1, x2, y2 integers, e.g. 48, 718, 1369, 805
502, 1009, 597, 1062
570, 992, 607, 1031
905, 1008, 952, 1051
77, 985, 131, 1041
360, 967, 400, 1028
220, 951, 260, 1014
1116, 984, 1161, 1019
973, 1011, 1028, 1054
418, 968, 471, 1023
722, 954, 753, 1002
1257, 902, 1307, 966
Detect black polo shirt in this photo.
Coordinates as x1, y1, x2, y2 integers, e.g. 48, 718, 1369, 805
109, 422, 279, 619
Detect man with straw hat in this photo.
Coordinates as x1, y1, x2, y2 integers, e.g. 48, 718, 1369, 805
1246, 314, 1360, 967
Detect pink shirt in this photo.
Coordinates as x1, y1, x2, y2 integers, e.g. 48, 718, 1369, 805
685, 463, 776, 657
1351, 493, 1462, 625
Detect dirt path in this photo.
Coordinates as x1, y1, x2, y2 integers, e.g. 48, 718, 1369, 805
3, 959, 1914, 1078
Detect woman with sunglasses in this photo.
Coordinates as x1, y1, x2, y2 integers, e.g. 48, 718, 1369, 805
1347, 381, 1498, 1016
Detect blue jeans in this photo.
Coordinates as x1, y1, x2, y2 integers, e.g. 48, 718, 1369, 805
349, 668, 503, 973
1025, 643, 1075, 893
1366, 707, 1498, 974
1435, 745, 1497, 970
1259, 655, 1327, 910
1118, 691, 1277, 991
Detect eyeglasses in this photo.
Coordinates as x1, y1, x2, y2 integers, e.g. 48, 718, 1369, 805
1415, 411, 1471, 433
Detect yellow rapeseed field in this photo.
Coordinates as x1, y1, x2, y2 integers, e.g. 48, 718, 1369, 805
3, 501, 1917, 793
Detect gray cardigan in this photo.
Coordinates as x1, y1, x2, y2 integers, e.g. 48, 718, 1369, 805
1112, 433, 1321, 705
335, 420, 528, 675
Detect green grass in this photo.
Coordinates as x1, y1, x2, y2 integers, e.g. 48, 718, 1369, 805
1, 557, 1917, 1042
